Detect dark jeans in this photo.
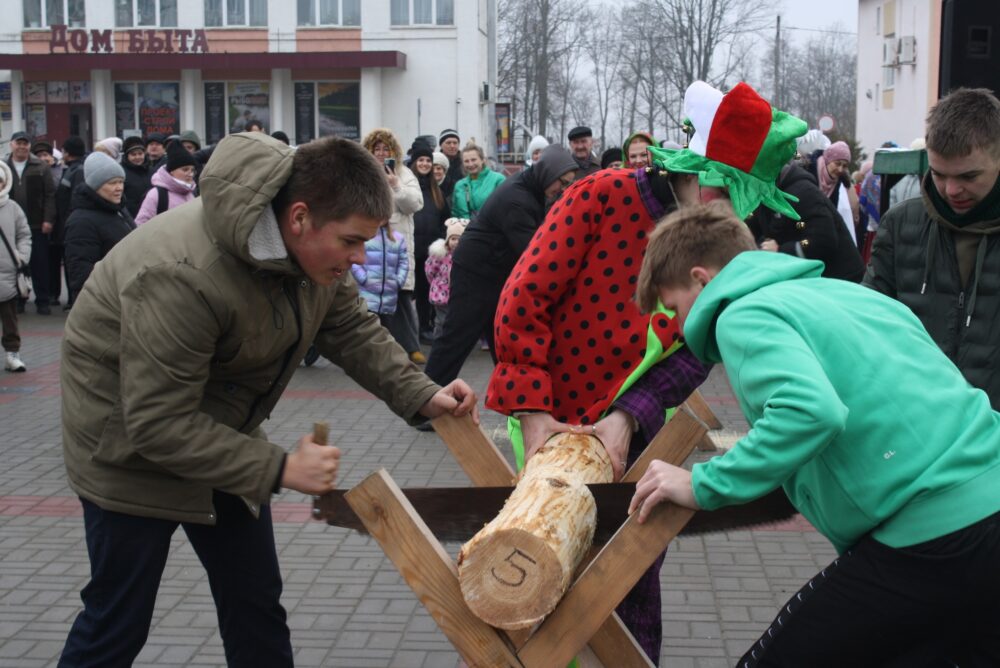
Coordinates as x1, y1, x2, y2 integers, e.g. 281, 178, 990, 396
59, 492, 292, 668
0, 298, 19, 351
424, 264, 501, 386
48, 242, 64, 302
28, 229, 50, 306
741, 511, 1000, 667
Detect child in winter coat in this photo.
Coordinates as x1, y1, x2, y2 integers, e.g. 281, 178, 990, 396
424, 218, 467, 339
351, 221, 409, 330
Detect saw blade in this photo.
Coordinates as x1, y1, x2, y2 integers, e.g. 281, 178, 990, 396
314, 485, 798, 543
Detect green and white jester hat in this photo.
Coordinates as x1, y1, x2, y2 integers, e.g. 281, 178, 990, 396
649, 80, 809, 220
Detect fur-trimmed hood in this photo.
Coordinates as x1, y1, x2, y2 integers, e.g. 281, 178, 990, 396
361, 128, 403, 161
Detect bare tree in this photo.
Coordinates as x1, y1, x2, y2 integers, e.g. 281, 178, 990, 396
582, 6, 626, 147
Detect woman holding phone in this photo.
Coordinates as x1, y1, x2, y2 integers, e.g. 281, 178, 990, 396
361, 128, 426, 363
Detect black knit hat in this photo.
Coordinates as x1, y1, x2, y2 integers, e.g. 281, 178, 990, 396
166, 139, 196, 172
601, 147, 622, 169
62, 135, 86, 158
410, 140, 434, 163
438, 128, 460, 145
146, 132, 167, 146
123, 136, 145, 155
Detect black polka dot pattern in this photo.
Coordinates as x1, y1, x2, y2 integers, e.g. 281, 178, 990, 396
486, 169, 682, 424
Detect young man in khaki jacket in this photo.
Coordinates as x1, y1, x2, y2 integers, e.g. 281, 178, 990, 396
58, 134, 477, 667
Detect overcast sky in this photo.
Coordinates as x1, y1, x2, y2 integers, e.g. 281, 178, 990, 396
778, 0, 858, 43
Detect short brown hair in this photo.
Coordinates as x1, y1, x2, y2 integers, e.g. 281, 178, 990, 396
635, 203, 756, 313
926, 88, 1000, 159
275, 136, 393, 226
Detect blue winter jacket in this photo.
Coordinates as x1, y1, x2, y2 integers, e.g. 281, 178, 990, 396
351, 226, 409, 315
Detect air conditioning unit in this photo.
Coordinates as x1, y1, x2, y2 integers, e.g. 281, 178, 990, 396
898, 36, 917, 64
883, 37, 899, 67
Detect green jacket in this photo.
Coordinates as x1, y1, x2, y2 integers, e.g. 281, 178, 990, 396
451, 167, 505, 218
685, 251, 1000, 554
61, 133, 439, 524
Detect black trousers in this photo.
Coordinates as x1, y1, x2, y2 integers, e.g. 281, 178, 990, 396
741, 511, 1000, 667
414, 251, 434, 333
424, 264, 501, 386
48, 241, 64, 302
59, 492, 292, 668
28, 229, 50, 306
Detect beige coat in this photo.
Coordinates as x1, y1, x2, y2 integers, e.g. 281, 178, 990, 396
61, 133, 439, 524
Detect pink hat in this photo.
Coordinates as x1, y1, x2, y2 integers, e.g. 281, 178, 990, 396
823, 141, 851, 164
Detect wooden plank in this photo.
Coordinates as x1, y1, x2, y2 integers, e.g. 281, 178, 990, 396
684, 389, 723, 429
623, 409, 707, 483
517, 502, 697, 668
345, 469, 523, 668
583, 612, 654, 668
696, 432, 718, 452
432, 414, 516, 487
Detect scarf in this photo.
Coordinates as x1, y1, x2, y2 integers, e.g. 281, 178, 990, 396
816, 155, 838, 198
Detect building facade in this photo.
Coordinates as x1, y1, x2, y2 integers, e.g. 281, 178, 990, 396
855, 0, 941, 154
0, 0, 497, 152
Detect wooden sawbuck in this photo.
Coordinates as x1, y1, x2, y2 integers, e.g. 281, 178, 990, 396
315, 392, 721, 667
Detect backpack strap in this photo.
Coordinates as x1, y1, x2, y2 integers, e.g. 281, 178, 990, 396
156, 186, 169, 215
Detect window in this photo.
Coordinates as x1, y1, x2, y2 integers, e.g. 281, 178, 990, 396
298, 0, 360, 26
293, 81, 360, 144
205, 0, 267, 27
23, 0, 85, 28
875, 7, 881, 35
114, 82, 180, 137
115, 0, 177, 27
390, 0, 453, 26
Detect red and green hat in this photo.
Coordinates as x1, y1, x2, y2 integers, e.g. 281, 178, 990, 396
650, 81, 808, 220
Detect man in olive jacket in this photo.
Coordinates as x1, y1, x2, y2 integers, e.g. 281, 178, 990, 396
863, 88, 1000, 410
58, 133, 478, 667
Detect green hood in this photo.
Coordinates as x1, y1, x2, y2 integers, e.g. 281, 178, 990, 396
198, 132, 298, 275
684, 251, 824, 364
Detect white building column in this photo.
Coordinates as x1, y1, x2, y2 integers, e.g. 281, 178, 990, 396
270, 68, 292, 135
360, 68, 382, 136
9, 70, 25, 134
180, 69, 203, 139
90, 69, 113, 140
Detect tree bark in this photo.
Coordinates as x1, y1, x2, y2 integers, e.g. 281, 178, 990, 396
457, 432, 613, 630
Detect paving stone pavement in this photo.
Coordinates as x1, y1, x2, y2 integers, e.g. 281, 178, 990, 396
0, 309, 836, 667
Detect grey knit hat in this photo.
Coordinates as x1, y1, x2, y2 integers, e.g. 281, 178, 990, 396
84, 152, 126, 190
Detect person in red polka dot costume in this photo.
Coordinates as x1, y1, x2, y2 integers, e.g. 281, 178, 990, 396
486, 164, 711, 664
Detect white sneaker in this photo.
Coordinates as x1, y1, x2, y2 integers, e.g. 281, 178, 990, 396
5, 352, 26, 373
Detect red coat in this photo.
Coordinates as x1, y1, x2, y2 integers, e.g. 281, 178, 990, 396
486, 169, 682, 425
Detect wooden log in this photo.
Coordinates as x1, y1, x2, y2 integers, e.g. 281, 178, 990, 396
457, 432, 612, 630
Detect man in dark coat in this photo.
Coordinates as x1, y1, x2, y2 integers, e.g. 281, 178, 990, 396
568, 126, 601, 177
864, 87, 1000, 410
423, 145, 578, 388
438, 128, 464, 198
5, 131, 56, 313
55, 135, 87, 310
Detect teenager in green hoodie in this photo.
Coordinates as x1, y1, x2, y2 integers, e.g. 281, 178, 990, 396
629, 203, 1000, 666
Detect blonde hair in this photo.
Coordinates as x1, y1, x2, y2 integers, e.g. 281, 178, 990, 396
361, 128, 403, 161
635, 203, 756, 313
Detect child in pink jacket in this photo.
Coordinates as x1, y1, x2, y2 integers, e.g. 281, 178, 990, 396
424, 218, 467, 339
135, 140, 197, 225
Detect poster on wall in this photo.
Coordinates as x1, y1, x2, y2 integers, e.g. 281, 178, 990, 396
0, 83, 11, 122
70, 81, 90, 104
228, 82, 270, 134
25, 81, 46, 103
26, 105, 47, 137
114, 83, 136, 137
494, 103, 511, 154
316, 82, 360, 141
46, 81, 69, 104
294, 82, 315, 146
138, 82, 180, 136
204, 82, 226, 144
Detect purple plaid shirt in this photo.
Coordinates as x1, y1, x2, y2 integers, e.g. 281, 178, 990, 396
612, 346, 711, 442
